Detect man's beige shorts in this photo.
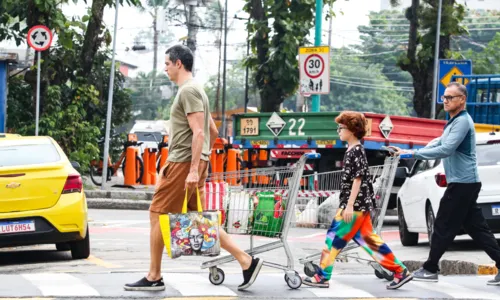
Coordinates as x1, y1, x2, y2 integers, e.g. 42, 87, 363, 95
149, 160, 209, 214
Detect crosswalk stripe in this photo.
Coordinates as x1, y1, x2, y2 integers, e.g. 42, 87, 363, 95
163, 273, 237, 297
306, 279, 375, 298
22, 273, 100, 297
412, 280, 499, 300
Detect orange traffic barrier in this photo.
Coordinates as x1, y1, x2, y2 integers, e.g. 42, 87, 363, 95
159, 147, 168, 171
257, 150, 268, 184
216, 151, 224, 183
142, 148, 157, 185
242, 150, 249, 184
227, 149, 238, 185
124, 147, 137, 186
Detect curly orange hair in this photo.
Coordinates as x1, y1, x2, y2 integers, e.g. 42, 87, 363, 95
335, 111, 367, 139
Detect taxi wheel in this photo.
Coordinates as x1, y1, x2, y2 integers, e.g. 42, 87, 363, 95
71, 227, 90, 259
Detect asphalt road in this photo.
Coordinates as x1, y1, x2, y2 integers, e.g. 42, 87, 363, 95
0, 209, 499, 299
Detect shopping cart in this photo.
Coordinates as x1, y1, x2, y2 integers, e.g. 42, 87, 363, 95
201, 152, 321, 289
297, 154, 401, 281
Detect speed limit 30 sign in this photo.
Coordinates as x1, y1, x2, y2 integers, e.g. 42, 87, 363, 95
299, 46, 330, 95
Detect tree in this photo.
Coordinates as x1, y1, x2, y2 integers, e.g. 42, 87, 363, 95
129, 71, 175, 121
1, 0, 141, 170
143, 0, 173, 75
204, 62, 260, 112
243, 0, 337, 112
464, 32, 500, 75
391, 0, 467, 118
323, 49, 410, 115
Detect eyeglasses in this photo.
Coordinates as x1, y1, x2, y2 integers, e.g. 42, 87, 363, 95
337, 126, 347, 133
441, 95, 465, 102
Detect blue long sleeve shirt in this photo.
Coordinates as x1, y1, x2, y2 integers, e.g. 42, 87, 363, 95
413, 110, 480, 184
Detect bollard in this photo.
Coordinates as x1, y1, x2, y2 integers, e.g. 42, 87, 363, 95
149, 149, 157, 185
124, 147, 137, 186
258, 150, 268, 184
141, 148, 151, 185
159, 147, 168, 171
242, 150, 249, 184
227, 149, 238, 185
215, 150, 224, 183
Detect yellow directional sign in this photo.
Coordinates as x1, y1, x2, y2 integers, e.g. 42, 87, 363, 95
440, 66, 469, 87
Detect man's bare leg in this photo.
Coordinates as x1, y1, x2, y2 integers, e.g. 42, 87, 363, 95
219, 227, 263, 290
147, 211, 164, 281
219, 228, 252, 269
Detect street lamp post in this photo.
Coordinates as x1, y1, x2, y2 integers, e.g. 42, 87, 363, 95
431, 0, 443, 120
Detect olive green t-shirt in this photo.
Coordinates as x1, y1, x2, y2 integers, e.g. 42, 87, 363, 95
167, 79, 211, 163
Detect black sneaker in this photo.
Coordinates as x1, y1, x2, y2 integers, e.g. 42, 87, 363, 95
302, 274, 329, 288
124, 277, 165, 291
387, 269, 413, 290
413, 267, 438, 282
238, 257, 264, 290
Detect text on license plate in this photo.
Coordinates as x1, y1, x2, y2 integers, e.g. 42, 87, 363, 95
492, 206, 500, 216
0, 221, 36, 234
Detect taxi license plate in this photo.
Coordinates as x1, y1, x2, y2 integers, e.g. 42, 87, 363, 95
492, 205, 500, 216
0, 220, 36, 234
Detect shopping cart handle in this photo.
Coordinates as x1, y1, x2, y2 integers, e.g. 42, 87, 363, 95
399, 153, 413, 159
305, 153, 321, 159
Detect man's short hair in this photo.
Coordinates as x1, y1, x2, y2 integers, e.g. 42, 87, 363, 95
447, 82, 468, 98
166, 45, 194, 72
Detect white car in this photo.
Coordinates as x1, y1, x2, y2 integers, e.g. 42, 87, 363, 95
397, 132, 500, 246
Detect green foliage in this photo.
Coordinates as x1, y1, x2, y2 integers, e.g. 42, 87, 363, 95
2, 0, 140, 171
322, 49, 410, 115
243, 0, 337, 112
465, 32, 500, 74
129, 71, 175, 121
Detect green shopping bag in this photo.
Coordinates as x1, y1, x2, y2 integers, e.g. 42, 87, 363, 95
251, 191, 286, 237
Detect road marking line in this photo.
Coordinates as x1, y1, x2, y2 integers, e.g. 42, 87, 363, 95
86, 255, 122, 268
22, 273, 100, 297
163, 298, 237, 300
306, 278, 375, 298
163, 273, 237, 297
412, 280, 499, 299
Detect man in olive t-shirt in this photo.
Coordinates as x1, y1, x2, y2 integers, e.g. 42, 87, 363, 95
125, 45, 263, 292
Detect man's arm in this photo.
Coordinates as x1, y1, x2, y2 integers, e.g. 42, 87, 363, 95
413, 119, 469, 160
187, 112, 205, 175
209, 115, 219, 150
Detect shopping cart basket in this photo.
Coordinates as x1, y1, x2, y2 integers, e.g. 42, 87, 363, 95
297, 154, 401, 281
201, 152, 321, 289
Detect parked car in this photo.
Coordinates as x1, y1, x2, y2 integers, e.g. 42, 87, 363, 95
397, 132, 500, 246
0, 135, 90, 259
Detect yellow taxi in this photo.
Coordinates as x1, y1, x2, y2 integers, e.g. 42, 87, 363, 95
0, 134, 89, 259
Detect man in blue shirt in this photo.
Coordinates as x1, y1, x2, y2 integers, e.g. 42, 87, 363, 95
391, 82, 500, 285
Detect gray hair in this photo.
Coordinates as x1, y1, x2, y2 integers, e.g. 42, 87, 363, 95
447, 82, 468, 98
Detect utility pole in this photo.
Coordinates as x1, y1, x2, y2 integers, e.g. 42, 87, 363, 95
311, 0, 323, 112
221, 0, 228, 137
431, 0, 443, 120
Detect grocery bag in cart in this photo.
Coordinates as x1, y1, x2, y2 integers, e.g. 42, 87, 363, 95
205, 182, 228, 224
159, 188, 221, 259
226, 189, 252, 234
251, 191, 286, 237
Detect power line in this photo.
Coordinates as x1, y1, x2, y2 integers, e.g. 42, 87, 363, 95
330, 79, 414, 92
332, 75, 413, 85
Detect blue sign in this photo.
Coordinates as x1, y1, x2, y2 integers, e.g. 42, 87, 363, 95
437, 59, 472, 104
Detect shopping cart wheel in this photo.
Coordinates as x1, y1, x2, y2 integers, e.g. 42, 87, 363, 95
374, 269, 384, 279
285, 272, 302, 289
382, 270, 394, 281
304, 262, 320, 277
209, 268, 225, 285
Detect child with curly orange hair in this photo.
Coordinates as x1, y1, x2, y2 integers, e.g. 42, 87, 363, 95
302, 111, 412, 290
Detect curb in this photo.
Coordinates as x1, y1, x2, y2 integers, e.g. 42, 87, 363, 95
87, 198, 151, 210
85, 190, 154, 201
401, 260, 498, 276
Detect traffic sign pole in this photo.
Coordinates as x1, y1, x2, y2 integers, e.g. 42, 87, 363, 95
27, 25, 52, 136
101, 0, 119, 190
35, 51, 41, 136
431, 0, 443, 120
311, 0, 323, 112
